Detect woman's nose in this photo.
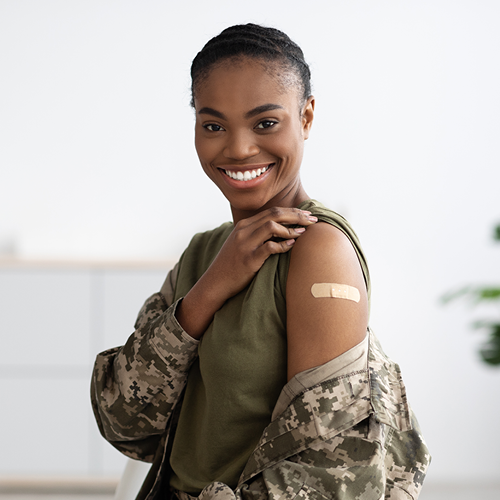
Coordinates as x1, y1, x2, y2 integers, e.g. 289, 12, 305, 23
223, 131, 259, 160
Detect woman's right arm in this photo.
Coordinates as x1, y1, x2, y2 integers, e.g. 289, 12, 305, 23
91, 264, 199, 461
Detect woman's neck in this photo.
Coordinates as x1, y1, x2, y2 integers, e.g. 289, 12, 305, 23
230, 182, 309, 224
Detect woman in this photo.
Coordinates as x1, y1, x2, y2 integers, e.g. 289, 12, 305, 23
92, 24, 430, 500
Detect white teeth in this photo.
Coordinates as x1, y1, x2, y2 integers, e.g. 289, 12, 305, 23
224, 166, 269, 181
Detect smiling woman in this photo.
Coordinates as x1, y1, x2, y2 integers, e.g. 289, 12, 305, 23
193, 59, 313, 221
91, 24, 430, 500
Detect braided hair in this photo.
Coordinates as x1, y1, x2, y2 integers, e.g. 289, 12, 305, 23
190, 23, 312, 108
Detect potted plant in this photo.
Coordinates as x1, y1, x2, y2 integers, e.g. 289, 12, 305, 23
442, 224, 500, 366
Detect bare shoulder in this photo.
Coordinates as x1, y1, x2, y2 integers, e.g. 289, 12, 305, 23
290, 221, 361, 271
286, 222, 369, 380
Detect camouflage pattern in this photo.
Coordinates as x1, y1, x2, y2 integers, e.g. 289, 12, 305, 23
91, 293, 199, 462
92, 291, 430, 500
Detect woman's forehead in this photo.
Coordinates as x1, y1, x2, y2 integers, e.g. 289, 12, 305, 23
194, 59, 301, 112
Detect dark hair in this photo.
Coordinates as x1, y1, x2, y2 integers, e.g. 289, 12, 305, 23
190, 23, 312, 108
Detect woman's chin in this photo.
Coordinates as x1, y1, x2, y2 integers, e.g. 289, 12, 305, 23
227, 196, 275, 216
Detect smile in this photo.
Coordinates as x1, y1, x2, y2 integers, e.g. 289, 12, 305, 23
223, 165, 271, 181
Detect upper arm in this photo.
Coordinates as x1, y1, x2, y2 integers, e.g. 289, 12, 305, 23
286, 222, 368, 380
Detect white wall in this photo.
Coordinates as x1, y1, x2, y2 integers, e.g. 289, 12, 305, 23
1, 0, 500, 486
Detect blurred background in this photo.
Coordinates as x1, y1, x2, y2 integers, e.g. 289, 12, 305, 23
1, 1, 499, 498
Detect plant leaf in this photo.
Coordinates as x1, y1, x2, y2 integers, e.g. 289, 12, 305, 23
494, 223, 500, 242
440, 286, 474, 304
480, 338, 500, 365
478, 288, 500, 300
478, 324, 500, 366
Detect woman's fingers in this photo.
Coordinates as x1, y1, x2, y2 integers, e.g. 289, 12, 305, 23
196, 207, 318, 305
243, 209, 317, 263
241, 207, 314, 228
254, 236, 301, 262
248, 209, 317, 246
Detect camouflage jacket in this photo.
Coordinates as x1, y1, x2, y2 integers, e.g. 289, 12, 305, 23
92, 279, 430, 500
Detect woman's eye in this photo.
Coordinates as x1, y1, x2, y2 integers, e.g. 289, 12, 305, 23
255, 120, 277, 130
204, 124, 224, 132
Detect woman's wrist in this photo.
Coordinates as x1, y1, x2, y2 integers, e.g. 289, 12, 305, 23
175, 274, 228, 340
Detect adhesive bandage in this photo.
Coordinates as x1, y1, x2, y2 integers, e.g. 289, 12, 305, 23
311, 283, 360, 303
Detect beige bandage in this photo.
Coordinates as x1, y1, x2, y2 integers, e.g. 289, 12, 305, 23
311, 283, 360, 303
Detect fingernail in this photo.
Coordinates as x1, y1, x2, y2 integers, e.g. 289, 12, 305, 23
295, 227, 306, 234
285, 239, 296, 246
301, 210, 311, 214
308, 216, 318, 222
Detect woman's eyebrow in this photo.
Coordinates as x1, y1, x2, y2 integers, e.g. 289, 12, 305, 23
245, 104, 284, 119
198, 107, 226, 119
197, 104, 284, 120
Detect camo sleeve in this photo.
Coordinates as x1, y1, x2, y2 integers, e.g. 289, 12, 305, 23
234, 415, 429, 500
91, 287, 199, 462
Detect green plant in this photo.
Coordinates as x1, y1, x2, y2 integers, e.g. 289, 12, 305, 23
442, 224, 500, 366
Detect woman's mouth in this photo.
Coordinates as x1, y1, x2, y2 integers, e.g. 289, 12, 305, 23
223, 164, 273, 182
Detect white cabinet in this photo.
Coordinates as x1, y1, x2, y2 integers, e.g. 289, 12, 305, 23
0, 262, 172, 477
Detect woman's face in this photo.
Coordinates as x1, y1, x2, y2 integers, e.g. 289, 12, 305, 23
193, 58, 314, 219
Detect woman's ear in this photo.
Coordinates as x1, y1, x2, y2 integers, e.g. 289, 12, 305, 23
302, 96, 315, 140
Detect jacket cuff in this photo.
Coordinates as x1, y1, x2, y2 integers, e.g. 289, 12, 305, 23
148, 298, 199, 372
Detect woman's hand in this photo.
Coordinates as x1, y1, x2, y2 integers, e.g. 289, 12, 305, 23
176, 207, 317, 339
206, 207, 317, 299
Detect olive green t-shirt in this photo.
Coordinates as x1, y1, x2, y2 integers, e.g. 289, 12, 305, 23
168, 200, 370, 494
